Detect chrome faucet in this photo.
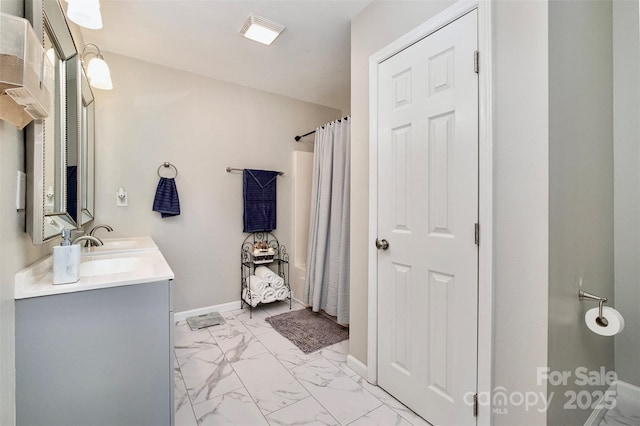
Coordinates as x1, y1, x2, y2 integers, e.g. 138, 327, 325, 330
89, 224, 113, 237
72, 235, 103, 247
87, 225, 113, 247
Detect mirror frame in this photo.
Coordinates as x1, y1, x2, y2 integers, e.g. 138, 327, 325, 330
79, 68, 95, 226
26, 0, 81, 244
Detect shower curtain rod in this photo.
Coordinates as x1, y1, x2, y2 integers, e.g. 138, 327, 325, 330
294, 116, 349, 142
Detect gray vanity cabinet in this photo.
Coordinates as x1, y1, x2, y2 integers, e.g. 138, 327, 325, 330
16, 280, 174, 426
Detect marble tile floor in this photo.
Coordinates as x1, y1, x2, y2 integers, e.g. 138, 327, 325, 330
174, 301, 432, 426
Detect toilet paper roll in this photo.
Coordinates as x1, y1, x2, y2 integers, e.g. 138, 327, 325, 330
585, 306, 625, 336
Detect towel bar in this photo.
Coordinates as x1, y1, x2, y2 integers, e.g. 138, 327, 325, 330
157, 162, 178, 178
226, 167, 284, 176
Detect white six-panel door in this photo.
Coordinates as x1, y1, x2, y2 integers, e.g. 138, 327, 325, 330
377, 10, 479, 426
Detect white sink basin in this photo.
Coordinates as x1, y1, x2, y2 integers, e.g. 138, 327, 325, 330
15, 250, 175, 299
80, 257, 146, 277
82, 237, 158, 256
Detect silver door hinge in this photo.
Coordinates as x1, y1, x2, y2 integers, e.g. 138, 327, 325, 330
473, 393, 478, 417
474, 50, 479, 73
474, 223, 480, 246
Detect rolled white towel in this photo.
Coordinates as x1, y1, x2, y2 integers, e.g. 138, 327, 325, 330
274, 286, 288, 301
255, 266, 276, 283
261, 287, 276, 303
270, 276, 285, 290
248, 275, 267, 293
242, 288, 260, 307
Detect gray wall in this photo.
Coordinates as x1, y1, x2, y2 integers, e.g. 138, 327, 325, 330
614, 0, 640, 388
92, 53, 340, 313
0, 2, 57, 425
547, 1, 615, 425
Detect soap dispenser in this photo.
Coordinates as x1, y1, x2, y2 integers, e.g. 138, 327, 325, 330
52, 229, 80, 285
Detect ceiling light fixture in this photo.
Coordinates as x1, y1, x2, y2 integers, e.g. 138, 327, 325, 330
239, 15, 285, 46
81, 43, 112, 90
65, 0, 103, 30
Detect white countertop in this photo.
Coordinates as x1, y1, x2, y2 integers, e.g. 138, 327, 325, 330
81, 236, 159, 256
15, 249, 175, 300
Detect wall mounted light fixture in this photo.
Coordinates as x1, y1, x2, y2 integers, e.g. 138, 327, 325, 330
239, 15, 285, 46
82, 43, 113, 90
65, 0, 103, 30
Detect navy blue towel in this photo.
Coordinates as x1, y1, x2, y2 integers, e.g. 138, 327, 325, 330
66, 165, 77, 222
243, 169, 278, 232
153, 177, 181, 218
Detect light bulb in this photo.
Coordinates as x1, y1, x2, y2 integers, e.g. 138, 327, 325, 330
66, 0, 103, 30
87, 57, 113, 90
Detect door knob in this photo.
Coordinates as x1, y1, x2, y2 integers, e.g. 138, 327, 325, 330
375, 238, 389, 250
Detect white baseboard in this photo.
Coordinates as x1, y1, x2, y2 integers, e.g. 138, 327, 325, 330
174, 300, 241, 322
347, 354, 369, 381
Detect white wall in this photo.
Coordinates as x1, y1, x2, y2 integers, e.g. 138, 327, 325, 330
291, 151, 314, 300
491, 2, 549, 424
92, 53, 340, 313
350, 0, 456, 366
0, 2, 60, 425
351, 1, 550, 424
613, 0, 640, 388
0, 100, 22, 426
547, 1, 614, 424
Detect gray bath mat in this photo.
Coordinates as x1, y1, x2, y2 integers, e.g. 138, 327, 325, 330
265, 308, 349, 354
186, 312, 226, 331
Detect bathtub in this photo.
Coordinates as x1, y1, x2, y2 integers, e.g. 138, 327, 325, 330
584, 380, 640, 426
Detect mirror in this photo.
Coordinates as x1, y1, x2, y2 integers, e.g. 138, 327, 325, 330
26, 0, 80, 244
79, 69, 95, 226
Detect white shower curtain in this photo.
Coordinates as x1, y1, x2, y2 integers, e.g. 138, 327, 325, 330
304, 118, 350, 325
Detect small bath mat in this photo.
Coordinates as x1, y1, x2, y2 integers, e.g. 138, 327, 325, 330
265, 308, 349, 354
186, 312, 226, 331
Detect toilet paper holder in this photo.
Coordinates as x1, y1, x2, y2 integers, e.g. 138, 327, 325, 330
579, 290, 609, 327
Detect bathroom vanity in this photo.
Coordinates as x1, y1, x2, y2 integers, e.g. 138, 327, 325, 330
14, 245, 174, 426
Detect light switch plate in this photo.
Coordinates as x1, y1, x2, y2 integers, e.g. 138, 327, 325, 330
16, 171, 26, 210
116, 191, 128, 207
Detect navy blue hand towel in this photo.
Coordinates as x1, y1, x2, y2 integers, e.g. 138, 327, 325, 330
243, 169, 278, 233
153, 177, 181, 218
66, 165, 77, 222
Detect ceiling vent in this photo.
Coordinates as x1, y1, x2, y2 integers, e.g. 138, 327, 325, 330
239, 15, 285, 46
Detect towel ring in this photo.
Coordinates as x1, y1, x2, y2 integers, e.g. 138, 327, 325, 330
157, 162, 178, 178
